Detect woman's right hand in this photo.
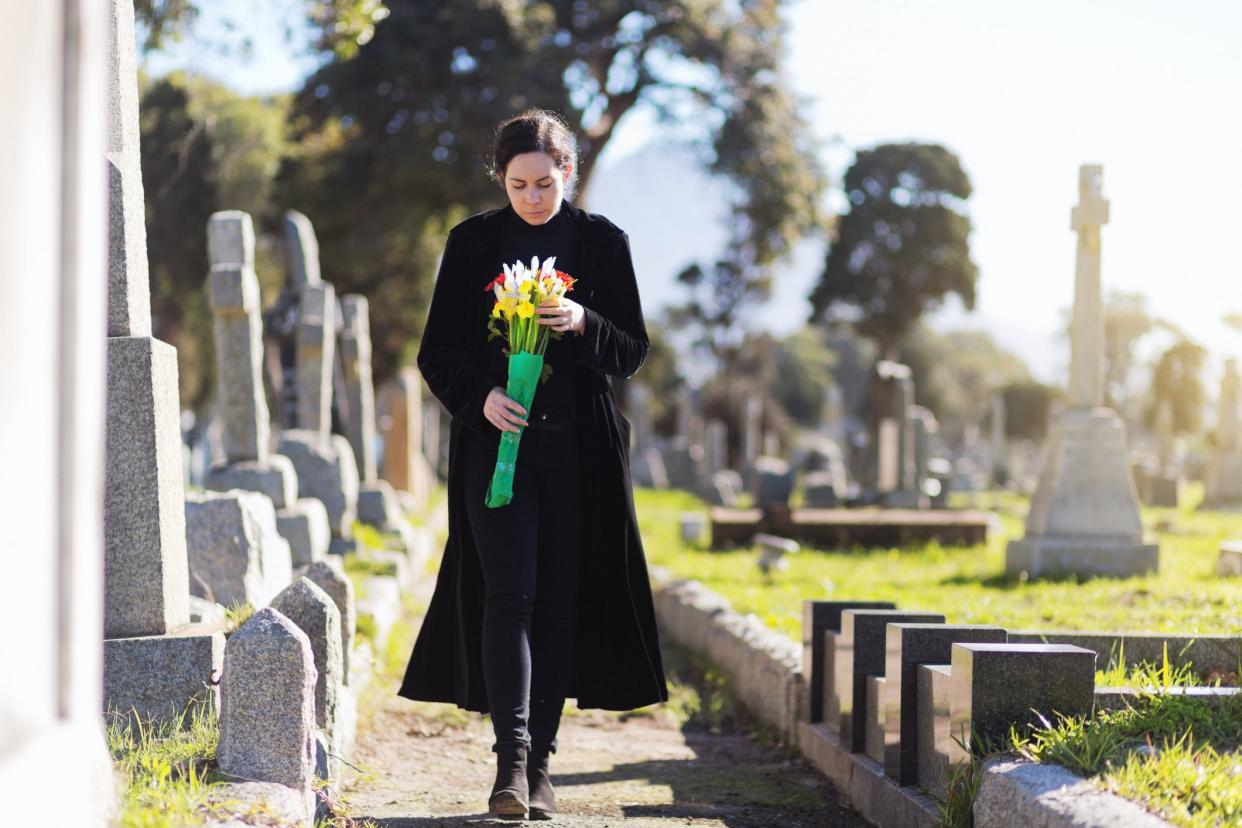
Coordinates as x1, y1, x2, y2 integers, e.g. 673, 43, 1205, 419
484, 387, 528, 433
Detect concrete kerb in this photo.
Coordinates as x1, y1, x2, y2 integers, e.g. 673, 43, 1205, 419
974, 757, 1171, 827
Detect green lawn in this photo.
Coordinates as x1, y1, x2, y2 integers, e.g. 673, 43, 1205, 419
635, 486, 1242, 642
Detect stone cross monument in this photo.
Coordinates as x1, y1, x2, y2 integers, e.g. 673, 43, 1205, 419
1007, 165, 1158, 578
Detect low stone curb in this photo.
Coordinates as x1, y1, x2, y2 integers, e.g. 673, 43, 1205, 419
974, 757, 1171, 827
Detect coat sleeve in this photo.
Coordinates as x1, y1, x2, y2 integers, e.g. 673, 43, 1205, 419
416, 228, 498, 435
574, 231, 649, 378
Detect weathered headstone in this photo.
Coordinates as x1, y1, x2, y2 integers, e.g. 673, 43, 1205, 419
102, 0, 224, 726
703, 419, 728, 478
206, 211, 269, 464
296, 283, 336, 437
340, 295, 377, 483
278, 430, 360, 547
1205, 359, 1242, 508
217, 607, 317, 810
1007, 166, 1158, 578
989, 392, 1007, 486
377, 367, 431, 510
741, 395, 763, 489
270, 578, 344, 759
185, 491, 293, 610
304, 561, 356, 686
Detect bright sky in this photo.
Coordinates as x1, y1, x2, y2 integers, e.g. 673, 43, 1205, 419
144, 0, 1242, 386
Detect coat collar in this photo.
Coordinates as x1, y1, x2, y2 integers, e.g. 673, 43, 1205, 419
471, 199, 604, 295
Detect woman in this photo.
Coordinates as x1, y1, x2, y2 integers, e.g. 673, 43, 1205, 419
397, 109, 669, 820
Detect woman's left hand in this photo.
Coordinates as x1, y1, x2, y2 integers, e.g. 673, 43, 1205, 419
536, 298, 585, 334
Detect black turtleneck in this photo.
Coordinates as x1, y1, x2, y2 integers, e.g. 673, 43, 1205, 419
479, 203, 579, 425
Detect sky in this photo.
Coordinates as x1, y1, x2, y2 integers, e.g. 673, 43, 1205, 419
144, 0, 1242, 387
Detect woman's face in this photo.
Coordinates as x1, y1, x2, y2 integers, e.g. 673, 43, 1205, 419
504, 151, 572, 225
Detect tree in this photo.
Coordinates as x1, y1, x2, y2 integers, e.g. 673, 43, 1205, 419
277, 0, 827, 382
808, 142, 978, 358
140, 74, 219, 410
1147, 337, 1207, 438
898, 325, 1031, 445
769, 327, 837, 427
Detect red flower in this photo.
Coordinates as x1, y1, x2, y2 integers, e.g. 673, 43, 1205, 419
484, 273, 505, 291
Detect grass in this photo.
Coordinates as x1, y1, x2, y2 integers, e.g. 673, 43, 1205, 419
635, 486, 1242, 643
1011, 687, 1242, 827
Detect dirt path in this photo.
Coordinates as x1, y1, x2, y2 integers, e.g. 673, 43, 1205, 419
337, 609, 868, 828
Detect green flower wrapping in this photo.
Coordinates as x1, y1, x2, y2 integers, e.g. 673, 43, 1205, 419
484, 351, 545, 508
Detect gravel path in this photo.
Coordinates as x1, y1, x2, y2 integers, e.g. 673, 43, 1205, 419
336, 617, 868, 828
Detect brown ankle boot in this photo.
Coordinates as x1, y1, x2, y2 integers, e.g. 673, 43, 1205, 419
527, 750, 556, 820
488, 744, 529, 819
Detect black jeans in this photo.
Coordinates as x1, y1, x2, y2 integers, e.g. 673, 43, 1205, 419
462, 414, 582, 755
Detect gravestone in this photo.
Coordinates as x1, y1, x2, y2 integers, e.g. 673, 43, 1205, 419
102, 0, 225, 725
1142, 400, 1180, 507
867, 361, 920, 505
270, 578, 344, 762
217, 608, 317, 812
882, 623, 1007, 784
278, 430, 360, 550
830, 609, 944, 751
752, 456, 795, 509
297, 282, 336, 438
1205, 359, 1242, 508
342, 294, 405, 532
1007, 166, 1158, 578
703, 419, 728, 478
376, 367, 432, 510
802, 601, 896, 724
202, 210, 327, 567
185, 491, 293, 609
305, 561, 356, 686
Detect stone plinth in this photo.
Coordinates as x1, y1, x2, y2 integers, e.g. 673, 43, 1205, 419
831, 609, 944, 751
105, 335, 189, 638
802, 600, 895, 724
948, 643, 1095, 763
1007, 408, 1157, 578
217, 608, 317, 807
864, 675, 886, 764
883, 623, 1007, 785
103, 623, 225, 727
185, 491, 292, 609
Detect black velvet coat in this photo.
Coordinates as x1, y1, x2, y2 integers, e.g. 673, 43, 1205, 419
397, 200, 669, 713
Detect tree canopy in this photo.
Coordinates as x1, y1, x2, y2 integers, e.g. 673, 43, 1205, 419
808, 142, 977, 358
276, 0, 826, 381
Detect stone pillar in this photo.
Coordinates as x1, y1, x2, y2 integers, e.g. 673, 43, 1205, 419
1007, 166, 1158, 578
704, 419, 728, 478
101, 0, 224, 726
0, 0, 113, 820
340, 295, 377, 483
204, 210, 321, 570
206, 211, 269, 464
296, 282, 336, 438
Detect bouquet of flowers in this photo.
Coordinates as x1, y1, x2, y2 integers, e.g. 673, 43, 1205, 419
482, 255, 577, 508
